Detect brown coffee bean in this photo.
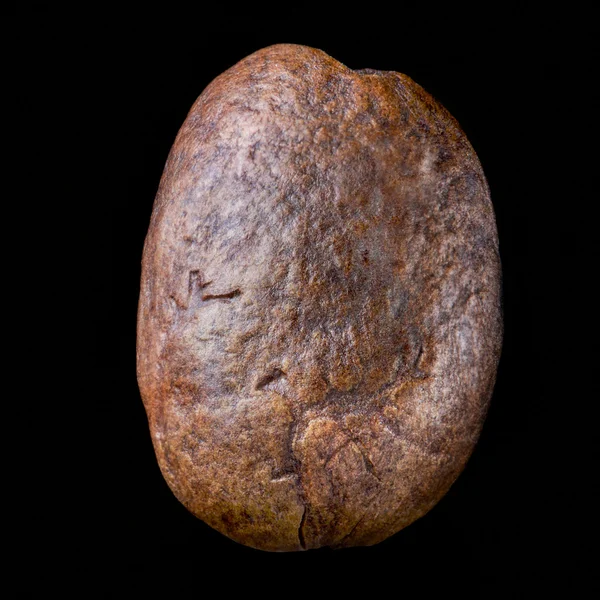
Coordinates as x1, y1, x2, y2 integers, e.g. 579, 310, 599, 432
137, 44, 502, 551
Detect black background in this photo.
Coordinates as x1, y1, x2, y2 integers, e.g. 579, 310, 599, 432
19, 9, 597, 594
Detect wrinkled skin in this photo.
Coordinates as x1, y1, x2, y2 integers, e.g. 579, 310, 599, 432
137, 44, 503, 551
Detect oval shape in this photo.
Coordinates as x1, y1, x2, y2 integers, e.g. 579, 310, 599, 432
136, 44, 503, 551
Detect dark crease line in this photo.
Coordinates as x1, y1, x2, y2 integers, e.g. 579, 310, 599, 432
335, 511, 368, 548
341, 428, 382, 482
357, 445, 382, 482
168, 294, 187, 310
298, 505, 308, 550
255, 368, 286, 391
202, 289, 241, 301
415, 344, 424, 367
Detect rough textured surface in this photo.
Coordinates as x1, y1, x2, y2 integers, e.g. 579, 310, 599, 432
136, 44, 503, 551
